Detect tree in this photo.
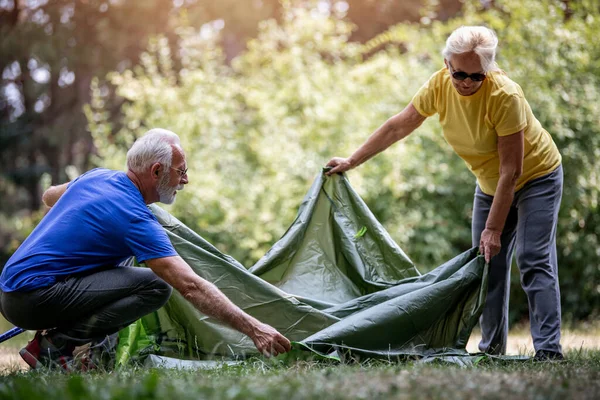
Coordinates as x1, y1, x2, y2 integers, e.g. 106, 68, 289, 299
1, 0, 450, 262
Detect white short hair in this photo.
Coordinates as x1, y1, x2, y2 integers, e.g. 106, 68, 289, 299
126, 128, 181, 174
442, 26, 499, 72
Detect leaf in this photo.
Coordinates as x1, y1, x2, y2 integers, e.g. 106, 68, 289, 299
354, 226, 367, 239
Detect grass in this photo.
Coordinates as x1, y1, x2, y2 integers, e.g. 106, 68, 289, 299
0, 352, 599, 400
1, 320, 599, 399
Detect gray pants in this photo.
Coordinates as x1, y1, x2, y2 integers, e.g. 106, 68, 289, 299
473, 165, 563, 355
0, 265, 172, 345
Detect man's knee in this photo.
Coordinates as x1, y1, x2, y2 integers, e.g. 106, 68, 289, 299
134, 268, 172, 308
144, 275, 172, 310
153, 277, 172, 306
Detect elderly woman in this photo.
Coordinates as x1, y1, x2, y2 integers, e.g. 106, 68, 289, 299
326, 26, 563, 361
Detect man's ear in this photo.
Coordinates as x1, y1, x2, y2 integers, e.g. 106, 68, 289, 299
150, 163, 162, 180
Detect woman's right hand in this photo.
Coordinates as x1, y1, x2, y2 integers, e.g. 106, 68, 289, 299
325, 157, 353, 175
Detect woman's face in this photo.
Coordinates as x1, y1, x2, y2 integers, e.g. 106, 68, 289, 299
444, 52, 486, 96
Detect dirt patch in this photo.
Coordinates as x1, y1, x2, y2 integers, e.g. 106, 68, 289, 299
467, 327, 600, 355
0, 347, 27, 373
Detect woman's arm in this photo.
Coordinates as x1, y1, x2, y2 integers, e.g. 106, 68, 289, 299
326, 103, 426, 175
480, 130, 524, 263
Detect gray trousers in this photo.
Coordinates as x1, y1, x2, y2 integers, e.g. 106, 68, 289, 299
473, 165, 563, 355
0, 265, 172, 345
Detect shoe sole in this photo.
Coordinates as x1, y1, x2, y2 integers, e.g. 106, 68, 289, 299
20, 348, 75, 371
19, 348, 41, 369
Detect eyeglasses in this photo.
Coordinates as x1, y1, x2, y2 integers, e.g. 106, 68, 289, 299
448, 62, 486, 82
170, 166, 188, 177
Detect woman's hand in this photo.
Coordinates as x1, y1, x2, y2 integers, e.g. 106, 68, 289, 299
325, 157, 354, 175
324, 103, 426, 177
480, 130, 523, 264
480, 228, 502, 263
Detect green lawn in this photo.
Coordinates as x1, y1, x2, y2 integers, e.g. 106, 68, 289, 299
0, 351, 598, 400
1, 317, 599, 399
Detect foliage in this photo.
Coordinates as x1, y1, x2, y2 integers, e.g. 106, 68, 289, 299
88, 0, 600, 322
0, 0, 459, 266
0, 0, 193, 258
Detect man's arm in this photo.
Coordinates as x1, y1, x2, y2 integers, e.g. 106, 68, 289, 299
326, 103, 427, 174
42, 183, 69, 207
145, 255, 291, 357
479, 130, 524, 263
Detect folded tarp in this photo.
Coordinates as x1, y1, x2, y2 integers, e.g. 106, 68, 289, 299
116, 171, 487, 365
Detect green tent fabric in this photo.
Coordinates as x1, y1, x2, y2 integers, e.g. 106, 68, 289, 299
116, 171, 487, 364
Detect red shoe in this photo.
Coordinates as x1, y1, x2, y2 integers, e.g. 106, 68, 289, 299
18, 331, 45, 369
19, 331, 76, 371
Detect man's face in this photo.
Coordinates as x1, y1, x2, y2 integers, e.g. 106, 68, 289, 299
157, 147, 188, 205
444, 52, 486, 96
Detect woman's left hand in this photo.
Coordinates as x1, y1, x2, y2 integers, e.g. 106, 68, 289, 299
480, 228, 502, 263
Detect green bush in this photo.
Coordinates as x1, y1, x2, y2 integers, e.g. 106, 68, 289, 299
89, 0, 600, 322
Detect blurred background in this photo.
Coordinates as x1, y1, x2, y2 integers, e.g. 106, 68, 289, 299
0, 0, 598, 329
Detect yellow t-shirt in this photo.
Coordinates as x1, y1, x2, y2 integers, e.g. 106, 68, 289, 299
411, 68, 561, 195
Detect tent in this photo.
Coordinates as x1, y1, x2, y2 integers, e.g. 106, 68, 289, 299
116, 171, 487, 364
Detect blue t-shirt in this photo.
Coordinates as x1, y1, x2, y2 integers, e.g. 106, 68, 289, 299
0, 168, 178, 292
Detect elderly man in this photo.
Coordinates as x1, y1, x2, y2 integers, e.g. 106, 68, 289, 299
0, 128, 291, 370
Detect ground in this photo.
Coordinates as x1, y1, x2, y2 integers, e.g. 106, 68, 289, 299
0, 323, 598, 399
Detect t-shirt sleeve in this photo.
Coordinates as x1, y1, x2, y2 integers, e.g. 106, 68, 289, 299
125, 214, 178, 263
67, 168, 102, 189
411, 72, 439, 117
493, 93, 528, 136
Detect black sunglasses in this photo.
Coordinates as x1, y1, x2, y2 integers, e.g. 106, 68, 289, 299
448, 62, 486, 82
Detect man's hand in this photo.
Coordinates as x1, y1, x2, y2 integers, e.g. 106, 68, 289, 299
249, 322, 291, 357
146, 256, 292, 357
325, 157, 353, 175
480, 228, 502, 263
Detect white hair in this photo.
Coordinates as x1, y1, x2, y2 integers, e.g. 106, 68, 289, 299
126, 128, 181, 174
442, 26, 499, 72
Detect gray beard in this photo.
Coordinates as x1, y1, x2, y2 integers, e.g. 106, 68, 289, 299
157, 174, 183, 205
